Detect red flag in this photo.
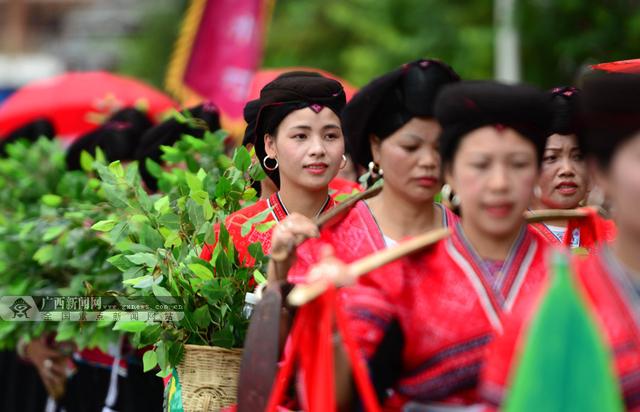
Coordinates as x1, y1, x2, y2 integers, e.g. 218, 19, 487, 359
166, 0, 272, 128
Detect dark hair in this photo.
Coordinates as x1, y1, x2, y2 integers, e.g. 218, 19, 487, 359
435, 81, 553, 167
65, 108, 153, 171
0, 118, 55, 155
135, 103, 221, 192
343, 59, 460, 168
578, 71, 640, 169
549, 87, 580, 136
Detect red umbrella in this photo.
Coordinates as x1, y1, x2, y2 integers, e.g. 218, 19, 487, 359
591, 58, 640, 74
0, 71, 178, 141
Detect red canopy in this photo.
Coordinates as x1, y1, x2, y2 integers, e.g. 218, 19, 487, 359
0, 71, 178, 141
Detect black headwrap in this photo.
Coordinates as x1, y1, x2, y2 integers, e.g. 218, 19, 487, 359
136, 102, 221, 192
578, 71, 640, 168
548, 86, 580, 136
247, 72, 346, 187
342, 59, 460, 168
66, 108, 153, 170
0, 117, 55, 155
435, 81, 553, 165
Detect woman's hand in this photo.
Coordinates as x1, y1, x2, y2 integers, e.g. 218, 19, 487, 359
306, 245, 357, 288
269, 213, 319, 282
25, 336, 68, 399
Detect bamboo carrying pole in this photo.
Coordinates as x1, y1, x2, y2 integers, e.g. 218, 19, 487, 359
524, 208, 591, 223
287, 228, 450, 307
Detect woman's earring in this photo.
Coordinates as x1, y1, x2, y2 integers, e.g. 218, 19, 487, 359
533, 185, 542, 199
263, 155, 279, 171
368, 161, 383, 177
340, 154, 347, 170
441, 184, 460, 207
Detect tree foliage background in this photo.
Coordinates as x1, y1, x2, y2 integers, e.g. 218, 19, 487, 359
116, 0, 640, 90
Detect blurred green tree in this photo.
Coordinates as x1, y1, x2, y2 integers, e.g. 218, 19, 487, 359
115, 0, 640, 92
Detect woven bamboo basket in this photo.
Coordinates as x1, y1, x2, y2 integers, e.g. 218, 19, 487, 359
176, 344, 243, 411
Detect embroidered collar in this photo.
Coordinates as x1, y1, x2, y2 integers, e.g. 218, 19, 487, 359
267, 192, 333, 222
449, 223, 538, 311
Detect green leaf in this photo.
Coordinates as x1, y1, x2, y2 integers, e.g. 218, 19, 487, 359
189, 190, 208, 206
33, 245, 54, 264
202, 198, 214, 220
255, 221, 277, 233
143, 350, 158, 372
42, 225, 66, 242
242, 188, 258, 201
145, 158, 164, 178
80, 150, 94, 172
113, 320, 147, 333
253, 269, 267, 285
109, 161, 125, 178
186, 172, 203, 192
154, 196, 170, 214
125, 253, 158, 268
240, 207, 273, 237
41, 194, 63, 207
193, 305, 211, 328
188, 263, 214, 280
91, 219, 117, 232
233, 146, 252, 172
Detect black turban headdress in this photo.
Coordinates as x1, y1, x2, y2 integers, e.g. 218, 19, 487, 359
342, 59, 460, 168
435, 81, 553, 165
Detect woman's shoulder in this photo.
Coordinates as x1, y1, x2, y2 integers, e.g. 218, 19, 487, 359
225, 198, 271, 227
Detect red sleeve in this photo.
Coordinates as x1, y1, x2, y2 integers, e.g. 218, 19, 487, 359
341, 259, 405, 359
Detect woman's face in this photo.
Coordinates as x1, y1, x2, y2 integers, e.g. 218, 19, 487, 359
537, 133, 588, 209
447, 126, 539, 239
595, 133, 640, 237
264, 107, 344, 192
371, 117, 442, 203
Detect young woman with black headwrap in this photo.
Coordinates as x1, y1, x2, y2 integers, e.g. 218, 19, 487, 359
200, 71, 347, 267
482, 72, 640, 411
270, 59, 460, 284
293, 81, 555, 410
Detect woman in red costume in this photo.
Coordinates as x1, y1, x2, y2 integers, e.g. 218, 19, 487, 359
299, 81, 555, 410
529, 87, 615, 251
481, 72, 640, 411
200, 72, 347, 266
270, 59, 461, 284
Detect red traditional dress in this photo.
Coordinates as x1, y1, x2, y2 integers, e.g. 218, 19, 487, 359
340, 223, 551, 410
201, 192, 335, 265
529, 208, 616, 252
288, 201, 459, 284
481, 248, 640, 411
328, 177, 363, 197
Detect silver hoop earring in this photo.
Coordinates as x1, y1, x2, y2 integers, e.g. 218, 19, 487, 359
533, 185, 542, 199
340, 154, 347, 170
442, 184, 460, 207
368, 161, 383, 177
263, 156, 279, 171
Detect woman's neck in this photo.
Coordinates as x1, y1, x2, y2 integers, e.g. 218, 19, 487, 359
277, 183, 329, 219
612, 228, 640, 278
461, 220, 524, 261
367, 185, 439, 241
